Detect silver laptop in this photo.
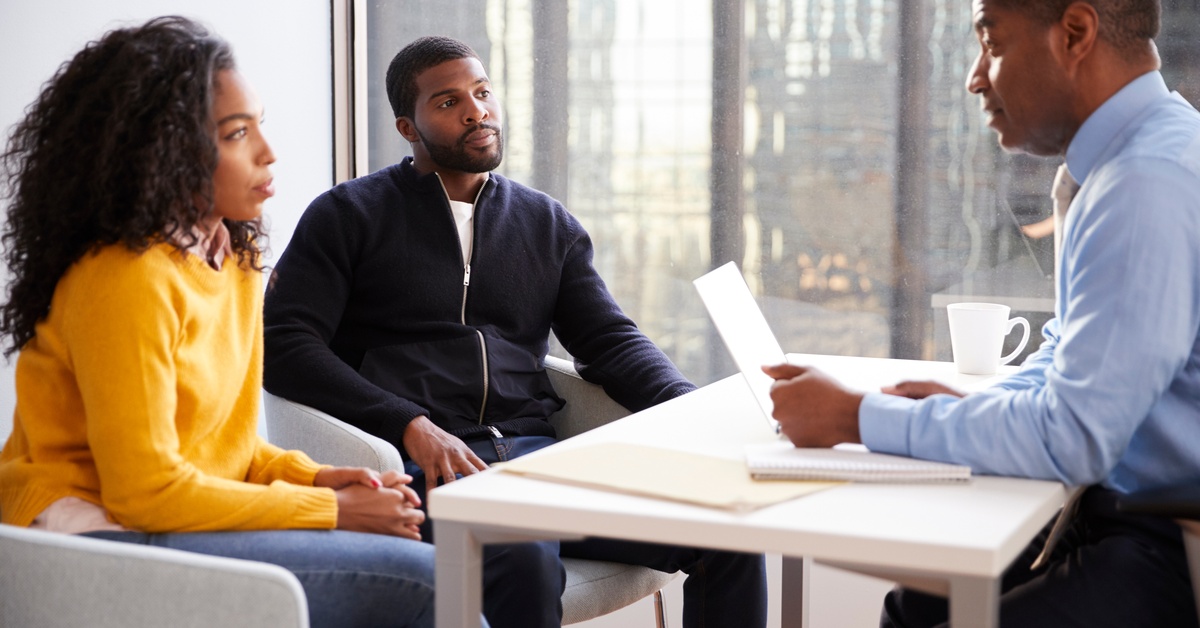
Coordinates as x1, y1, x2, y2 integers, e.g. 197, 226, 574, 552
693, 262, 786, 431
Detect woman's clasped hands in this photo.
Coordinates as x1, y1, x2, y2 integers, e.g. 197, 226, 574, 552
313, 467, 425, 540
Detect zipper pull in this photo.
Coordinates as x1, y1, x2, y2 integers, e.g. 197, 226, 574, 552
486, 425, 502, 438
463, 263, 472, 287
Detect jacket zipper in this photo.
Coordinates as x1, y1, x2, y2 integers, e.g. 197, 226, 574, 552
461, 263, 472, 322
475, 329, 490, 424
435, 173, 492, 425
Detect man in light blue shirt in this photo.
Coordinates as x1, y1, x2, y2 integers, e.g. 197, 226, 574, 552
766, 0, 1200, 626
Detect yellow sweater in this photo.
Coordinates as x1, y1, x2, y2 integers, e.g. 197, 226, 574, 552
0, 243, 338, 531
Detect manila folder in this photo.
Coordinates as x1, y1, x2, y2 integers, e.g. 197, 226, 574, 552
498, 442, 839, 511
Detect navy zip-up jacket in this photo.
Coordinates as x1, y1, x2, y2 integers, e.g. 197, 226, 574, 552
263, 158, 695, 455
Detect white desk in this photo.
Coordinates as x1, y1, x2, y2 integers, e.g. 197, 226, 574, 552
430, 354, 1066, 628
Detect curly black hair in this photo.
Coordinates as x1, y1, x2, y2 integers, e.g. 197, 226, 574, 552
0, 16, 267, 356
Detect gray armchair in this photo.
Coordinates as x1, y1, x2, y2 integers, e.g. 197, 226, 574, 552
0, 522, 308, 627
264, 354, 676, 626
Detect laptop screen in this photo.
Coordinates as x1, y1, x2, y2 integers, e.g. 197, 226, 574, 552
693, 262, 786, 431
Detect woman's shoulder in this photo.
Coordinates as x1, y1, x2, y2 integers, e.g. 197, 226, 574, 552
56, 242, 260, 330
45, 244, 192, 334
73, 241, 186, 276
65, 242, 222, 296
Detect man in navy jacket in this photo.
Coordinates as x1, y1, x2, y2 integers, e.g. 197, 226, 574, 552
264, 36, 766, 628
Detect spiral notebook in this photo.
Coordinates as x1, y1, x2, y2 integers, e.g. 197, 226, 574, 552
745, 442, 972, 483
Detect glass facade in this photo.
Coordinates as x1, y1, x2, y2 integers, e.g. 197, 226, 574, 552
364, 0, 1200, 385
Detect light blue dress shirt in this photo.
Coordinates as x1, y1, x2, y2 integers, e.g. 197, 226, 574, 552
860, 72, 1200, 493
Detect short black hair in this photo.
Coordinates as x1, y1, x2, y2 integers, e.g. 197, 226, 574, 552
385, 36, 480, 119
993, 0, 1159, 52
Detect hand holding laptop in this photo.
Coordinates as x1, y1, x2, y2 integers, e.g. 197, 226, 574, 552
761, 363, 863, 447
691, 262, 866, 448
694, 262, 973, 484
693, 262, 974, 449
693, 263, 972, 484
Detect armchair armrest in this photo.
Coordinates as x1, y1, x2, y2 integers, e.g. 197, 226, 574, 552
543, 355, 632, 440
0, 523, 308, 628
1116, 484, 1200, 520
264, 391, 404, 472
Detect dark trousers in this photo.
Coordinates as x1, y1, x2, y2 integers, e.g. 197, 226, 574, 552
405, 433, 768, 628
881, 486, 1198, 628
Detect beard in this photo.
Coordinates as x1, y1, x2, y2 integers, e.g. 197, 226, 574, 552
418, 124, 504, 173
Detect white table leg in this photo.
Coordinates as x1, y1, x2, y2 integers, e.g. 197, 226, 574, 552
435, 520, 484, 628
948, 575, 999, 628
780, 556, 811, 628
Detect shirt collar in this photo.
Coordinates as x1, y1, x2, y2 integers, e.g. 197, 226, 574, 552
1065, 71, 1169, 184
185, 220, 234, 270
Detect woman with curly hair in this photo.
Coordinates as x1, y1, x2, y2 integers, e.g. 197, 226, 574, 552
0, 16, 442, 628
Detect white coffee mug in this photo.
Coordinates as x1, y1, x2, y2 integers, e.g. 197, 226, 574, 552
946, 302, 1030, 375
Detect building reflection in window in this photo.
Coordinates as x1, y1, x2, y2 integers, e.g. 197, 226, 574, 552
363, 0, 1200, 384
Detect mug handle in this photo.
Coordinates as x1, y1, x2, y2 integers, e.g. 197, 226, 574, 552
999, 316, 1030, 366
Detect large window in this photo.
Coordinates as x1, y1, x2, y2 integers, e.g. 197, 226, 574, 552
352, 0, 1200, 386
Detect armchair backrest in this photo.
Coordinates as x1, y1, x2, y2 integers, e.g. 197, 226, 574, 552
542, 355, 632, 439
264, 393, 403, 472
263, 356, 631, 472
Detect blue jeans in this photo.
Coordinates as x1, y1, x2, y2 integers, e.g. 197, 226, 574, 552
84, 529, 449, 628
406, 433, 768, 628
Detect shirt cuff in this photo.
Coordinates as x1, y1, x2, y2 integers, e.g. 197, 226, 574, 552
859, 392, 917, 456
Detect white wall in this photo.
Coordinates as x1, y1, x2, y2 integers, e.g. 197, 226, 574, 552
0, 0, 334, 443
